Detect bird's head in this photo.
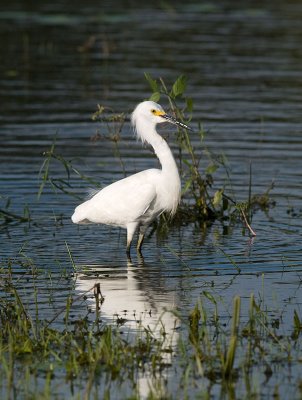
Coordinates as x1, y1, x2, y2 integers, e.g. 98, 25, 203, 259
131, 101, 193, 142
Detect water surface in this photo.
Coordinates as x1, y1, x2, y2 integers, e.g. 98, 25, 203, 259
1, 1, 302, 398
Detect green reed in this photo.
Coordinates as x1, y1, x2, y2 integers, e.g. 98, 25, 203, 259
0, 262, 301, 399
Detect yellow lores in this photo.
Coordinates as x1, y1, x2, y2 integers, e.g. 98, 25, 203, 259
151, 109, 165, 116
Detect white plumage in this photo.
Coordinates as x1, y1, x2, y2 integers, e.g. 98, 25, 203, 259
71, 100, 192, 254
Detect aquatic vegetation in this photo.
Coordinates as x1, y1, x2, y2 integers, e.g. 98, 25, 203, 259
38, 136, 102, 201
143, 74, 276, 236
0, 196, 32, 224
34, 75, 274, 238
1, 3, 301, 399
0, 265, 301, 399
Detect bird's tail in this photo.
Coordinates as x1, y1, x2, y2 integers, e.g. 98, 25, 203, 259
71, 203, 91, 224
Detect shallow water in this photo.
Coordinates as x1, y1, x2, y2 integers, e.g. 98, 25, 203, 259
1, 1, 302, 398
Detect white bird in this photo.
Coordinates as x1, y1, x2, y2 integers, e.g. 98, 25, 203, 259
71, 100, 193, 254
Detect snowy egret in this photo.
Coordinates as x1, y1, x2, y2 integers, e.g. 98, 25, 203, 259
71, 100, 193, 254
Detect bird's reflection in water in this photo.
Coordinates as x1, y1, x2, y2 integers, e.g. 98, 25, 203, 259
75, 254, 179, 398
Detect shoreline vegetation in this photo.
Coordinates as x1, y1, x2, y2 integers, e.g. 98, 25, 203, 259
0, 263, 301, 399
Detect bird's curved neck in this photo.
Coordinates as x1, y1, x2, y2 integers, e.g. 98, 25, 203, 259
137, 121, 179, 176
136, 120, 181, 215
152, 136, 178, 175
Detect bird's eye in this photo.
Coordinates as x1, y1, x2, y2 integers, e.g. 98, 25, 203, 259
151, 109, 156, 114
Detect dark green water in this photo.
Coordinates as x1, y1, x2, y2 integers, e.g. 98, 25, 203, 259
1, 1, 302, 399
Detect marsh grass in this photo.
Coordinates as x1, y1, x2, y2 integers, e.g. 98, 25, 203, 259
38, 136, 102, 201
0, 195, 32, 225
0, 263, 301, 399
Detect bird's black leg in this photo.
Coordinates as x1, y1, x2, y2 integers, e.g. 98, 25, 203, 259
126, 240, 131, 257
137, 225, 148, 255
136, 233, 144, 254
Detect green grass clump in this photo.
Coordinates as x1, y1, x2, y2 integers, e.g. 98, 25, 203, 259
0, 265, 301, 399
0, 265, 173, 399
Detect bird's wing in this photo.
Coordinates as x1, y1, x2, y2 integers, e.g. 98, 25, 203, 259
82, 175, 158, 226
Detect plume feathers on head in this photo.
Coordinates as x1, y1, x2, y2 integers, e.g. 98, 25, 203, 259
131, 101, 164, 144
